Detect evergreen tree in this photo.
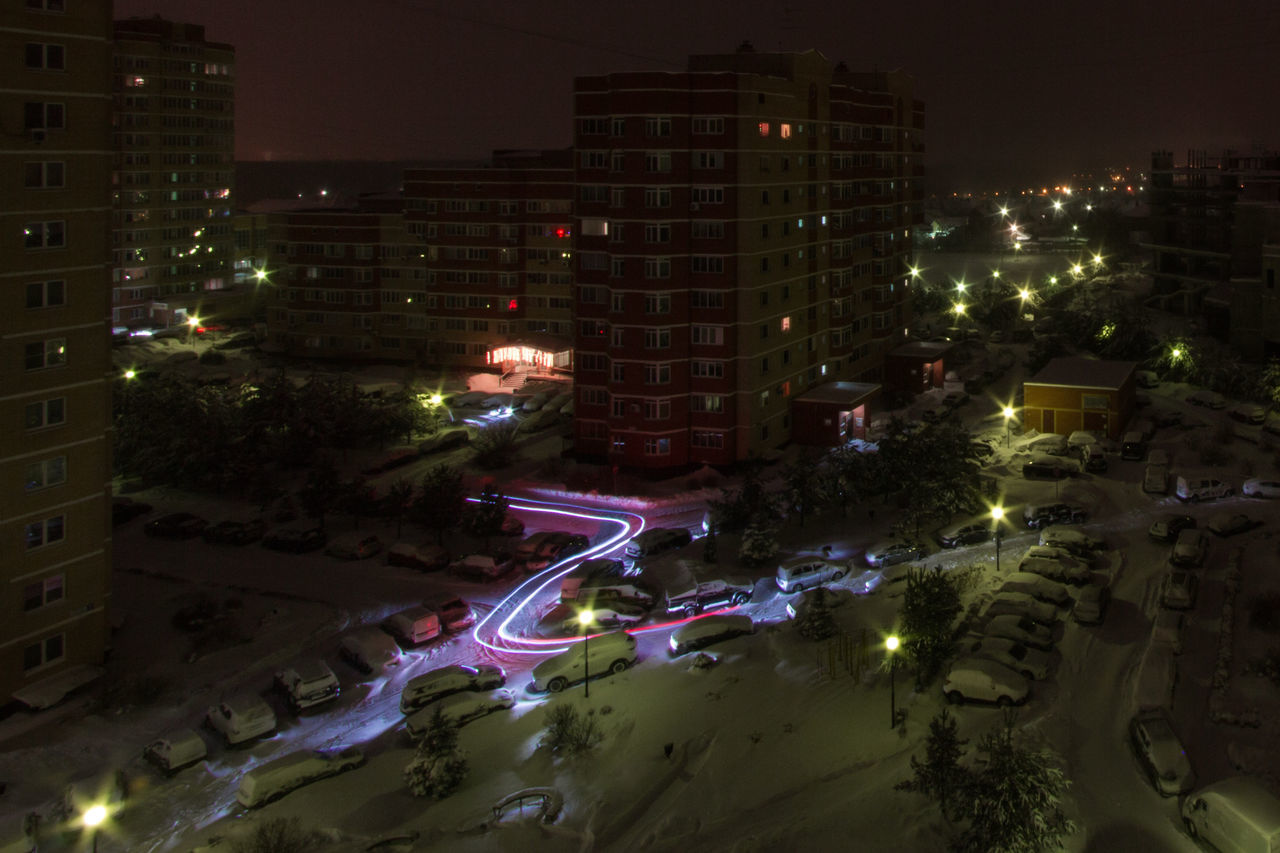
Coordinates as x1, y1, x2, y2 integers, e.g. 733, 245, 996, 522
403, 708, 469, 799
738, 519, 778, 567
467, 484, 509, 544
900, 566, 963, 686
411, 464, 467, 545
896, 708, 970, 820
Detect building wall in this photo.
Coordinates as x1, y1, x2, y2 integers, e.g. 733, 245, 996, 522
0, 0, 113, 703
572, 49, 923, 469
112, 17, 235, 328
1022, 382, 1133, 441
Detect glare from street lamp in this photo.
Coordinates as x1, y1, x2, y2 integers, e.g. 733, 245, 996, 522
1171, 347, 1182, 360
1072, 264, 1083, 275
428, 393, 443, 406
885, 635, 900, 653
124, 369, 136, 380
955, 279, 967, 293
83, 804, 107, 830
186, 316, 199, 329
909, 266, 921, 278
1003, 406, 1014, 420
578, 609, 595, 628
999, 205, 1010, 217
991, 506, 1005, 522
253, 267, 269, 283
1019, 287, 1031, 302
953, 302, 966, 316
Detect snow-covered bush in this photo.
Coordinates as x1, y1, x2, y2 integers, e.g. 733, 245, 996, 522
795, 603, 837, 642
542, 704, 602, 755
738, 521, 778, 567
404, 708, 469, 799
229, 818, 326, 853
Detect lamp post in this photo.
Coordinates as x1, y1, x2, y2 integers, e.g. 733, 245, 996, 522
186, 315, 200, 351
885, 635, 900, 729
83, 804, 106, 853
992, 506, 1005, 573
1003, 406, 1015, 447
578, 609, 595, 699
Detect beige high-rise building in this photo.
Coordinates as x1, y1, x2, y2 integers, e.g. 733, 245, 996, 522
112, 17, 235, 329
1, 0, 113, 705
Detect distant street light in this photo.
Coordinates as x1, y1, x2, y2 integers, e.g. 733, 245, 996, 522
186, 315, 200, 351
83, 804, 107, 853
253, 267, 270, 284
578, 609, 595, 699
885, 635, 901, 729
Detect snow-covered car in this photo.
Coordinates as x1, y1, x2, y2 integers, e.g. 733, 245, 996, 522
1242, 478, 1280, 499
386, 542, 450, 571
529, 630, 637, 693
205, 693, 276, 746
405, 689, 517, 738
1186, 389, 1226, 409
1017, 553, 1092, 586
400, 664, 507, 714
324, 534, 384, 560
1170, 529, 1208, 567
1142, 463, 1170, 495
525, 533, 591, 571
668, 614, 754, 656
863, 539, 927, 568
967, 637, 1052, 680
1160, 570, 1198, 611
1206, 512, 1259, 537
143, 728, 207, 776
338, 628, 402, 674
1022, 455, 1079, 480
1149, 514, 1195, 543
1228, 403, 1266, 425
562, 604, 647, 634
273, 657, 340, 713
423, 595, 474, 632
785, 586, 855, 620
943, 658, 1029, 707
1073, 584, 1111, 625
1037, 525, 1105, 557
998, 573, 1072, 608
237, 747, 365, 808
984, 592, 1059, 625
1128, 708, 1196, 796
982, 614, 1055, 651
1022, 502, 1088, 529
1024, 434, 1069, 456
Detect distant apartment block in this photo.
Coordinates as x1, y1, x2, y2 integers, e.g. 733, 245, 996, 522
112, 17, 235, 329
1, 0, 113, 705
572, 47, 924, 468
1146, 148, 1280, 358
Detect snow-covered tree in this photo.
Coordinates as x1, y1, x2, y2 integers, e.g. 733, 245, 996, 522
738, 519, 778, 567
794, 597, 837, 641
403, 708, 468, 799
950, 712, 1076, 853
467, 484, 509, 543
900, 566, 963, 685
707, 462, 779, 533
896, 708, 969, 820
411, 464, 466, 545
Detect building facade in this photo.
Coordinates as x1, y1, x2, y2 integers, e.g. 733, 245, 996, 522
1022, 357, 1136, 442
571, 48, 924, 469
1, 0, 113, 704
111, 17, 235, 329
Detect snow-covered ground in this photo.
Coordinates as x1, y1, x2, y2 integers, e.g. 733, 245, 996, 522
6, 353, 1280, 852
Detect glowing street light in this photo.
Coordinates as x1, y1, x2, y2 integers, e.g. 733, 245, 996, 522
999, 205, 1010, 217
1003, 405, 1015, 446
124, 369, 136, 380
955, 279, 967, 293
253, 267, 270, 284
578, 609, 596, 698
83, 803, 107, 853
1018, 287, 1032, 303
186, 315, 200, 351
885, 635, 901, 729
1052, 199, 1063, 212
991, 506, 1006, 573
1049, 276, 1058, 286
953, 302, 967, 317
1071, 263, 1083, 276
909, 265, 921, 278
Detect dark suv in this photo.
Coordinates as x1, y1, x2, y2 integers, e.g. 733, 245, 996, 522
1023, 503, 1088, 529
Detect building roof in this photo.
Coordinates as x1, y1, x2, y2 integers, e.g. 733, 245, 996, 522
1026, 357, 1136, 390
794, 381, 880, 406
889, 341, 953, 361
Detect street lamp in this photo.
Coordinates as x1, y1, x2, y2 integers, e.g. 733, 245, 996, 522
83, 803, 107, 853
1003, 405, 1015, 446
186, 315, 200, 351
253, 267, 270, 284
578, 609, 595, 699
885, 635, 900, 729
991, 507, 1005, 573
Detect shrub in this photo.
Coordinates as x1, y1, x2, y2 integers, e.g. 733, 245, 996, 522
404, 708, 468, 799
542, 704, 602, 754
471, 421, 520, 469
229, 818, 326, 853
795, 602, 838, 642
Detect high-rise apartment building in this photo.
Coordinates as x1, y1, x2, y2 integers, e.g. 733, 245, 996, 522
1, 0, 113, 705
111, 17, 235, 329
572, 48, 923, 469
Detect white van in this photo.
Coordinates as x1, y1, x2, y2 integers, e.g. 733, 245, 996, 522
236, 747, 364, 808
205, 693, 277, 746
1176, 475, 1233, 502
273, 657, 340, 712
1181, 777, 1280, 853
143, 728, 207, 776
381, 606, 441, 646
529, 630, 637, 693
775, 556, 845, 594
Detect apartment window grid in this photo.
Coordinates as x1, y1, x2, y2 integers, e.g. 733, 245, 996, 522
23, 634, 64, 672
644, 400, 671, 420
24, 42, 65, 70
644, 293, 671, 314
644, 117, 671, 137
644, 328, 671, 349
24, 338, 66, 370
24, 161, 64, 189
24, 516, 64, 550
644, 257, 671, 279
643, 438, 671, 455
644, 363, 671, 384
26, 279, 65, 309
23, 575, 64, 611
692, 431, 724, 449
644, 187, 671, 208
691, 117, 724, 134
691, 394, 724, 413
24, 397, 65, 429
24, 456, 66, 491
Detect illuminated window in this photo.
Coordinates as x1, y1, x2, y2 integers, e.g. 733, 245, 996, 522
780, 123, 792, 139
691, 395, 724, 413
781, 316, 791, 332
758, 122, 770, 137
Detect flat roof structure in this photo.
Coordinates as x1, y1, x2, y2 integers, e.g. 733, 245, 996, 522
1027, 357, 1137, 390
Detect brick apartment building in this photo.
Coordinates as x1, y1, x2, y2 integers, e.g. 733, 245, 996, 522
112, 17, 236, 329
571, 47, 924, 469
2, 0, 113, 705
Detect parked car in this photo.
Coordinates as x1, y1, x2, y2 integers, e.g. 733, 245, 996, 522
785, 586, 855, 620
1023, 502, 1088, 529
205, 693, 276, 746
936, 515, 993, 548
338, 628, 402, 674
525, 533, 591, 571
262, 526, 326, 553
1143, 463, 1170, 495
1228, 403, 1266, 425
423, 595, 474, 632
1180, 777, 1280, 852
145, 512, 208, 539
1186, 389, 1226, 409
399, 664, 506, 714
111, 496, 153, 526
237, 747, 365, 808
562, 604, 647, 633
143, 728, 207, 776
1170, 529, 1209, 567
776, 557, 846, 594
1207, 512, 1260, 537
668, 614, 755, 656
1082, 444, 1108, 472
984, 592, 1059, 625
864, 539, 927, 568
1176, 476, 1233, 502
273, 657, 340, 713
1073, 584, 1111, 625
386, 542, 450, 571
382, 606, 442, 647
999, 572, 1072, 608
529, 630, 637, 693
405, 689, 516, 738
1037, 525, 1105, 556
623, 527, 692, 561
449, 551, 516, 580
943, 658, 1030, 707
1017, 552, 1092, 586
967, 637, 1052, 680
1243, 478, 1280, 498
1022, 455, 1079, 480
325, 534, 384, 560
1149, 514, 1196, 543
202, 518, 265, 545
983, 613, 1054, 651
1161, 570, 1199, 610
1129, 708, 1196, 796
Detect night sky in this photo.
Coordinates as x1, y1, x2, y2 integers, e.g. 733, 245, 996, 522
114, 0, 1280, 190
